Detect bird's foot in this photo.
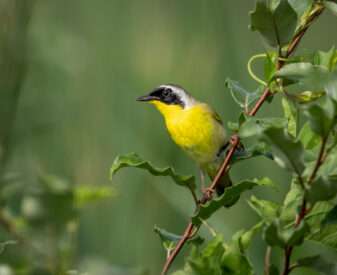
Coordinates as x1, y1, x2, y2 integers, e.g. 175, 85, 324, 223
201, 187, 214, 201
229, 135, 244, 151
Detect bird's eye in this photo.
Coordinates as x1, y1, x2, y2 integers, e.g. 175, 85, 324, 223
162, 89, 172, 97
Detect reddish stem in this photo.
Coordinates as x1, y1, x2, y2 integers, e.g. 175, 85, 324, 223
161, 222, 194, 275
161, 4, 326, 275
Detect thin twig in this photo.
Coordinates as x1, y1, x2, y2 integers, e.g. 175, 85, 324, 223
0, 209, 57, 269
305, 203, 315, 215
288, 263, 299, 271
0, 209, 28, 245
207, 137, 240, 197
308, 135, 328, 185
248, 88, 272, 116
298, 175, 305, 189
265, 246, 271, 275
161, 137, 240, 275
284, 124, 329, 274
187, 186, 199, 207
189, 225, 200, 238
285, 7, 325, 59
295, 198, 307, 228
282, 246, 293, 275
161, 222, 194, 275
249, 6, 324, 117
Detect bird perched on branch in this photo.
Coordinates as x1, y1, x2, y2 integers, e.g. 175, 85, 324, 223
137, 84, 234, 199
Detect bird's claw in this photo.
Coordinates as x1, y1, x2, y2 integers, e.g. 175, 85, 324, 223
202, 187, 214, 201
229, 135, 244, 151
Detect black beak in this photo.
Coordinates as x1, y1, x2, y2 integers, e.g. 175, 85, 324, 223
137, 87, 163, 102
136, 94, 155, 102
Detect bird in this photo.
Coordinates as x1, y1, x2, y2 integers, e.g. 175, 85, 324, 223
137, 84, 233, 199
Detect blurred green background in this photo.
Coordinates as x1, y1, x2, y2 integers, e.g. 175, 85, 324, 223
1, 0, 337, 274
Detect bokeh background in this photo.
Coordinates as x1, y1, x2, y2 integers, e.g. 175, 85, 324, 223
1, 0, 337, 274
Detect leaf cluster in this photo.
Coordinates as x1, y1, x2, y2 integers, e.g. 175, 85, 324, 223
110, 0, 337, 274
0, 172, 116, 274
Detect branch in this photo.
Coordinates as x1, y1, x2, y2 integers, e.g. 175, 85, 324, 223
282, 247, 293, 275
161, 222, 194, 275
285, 5, 325, 59
161, 137, 240, 275
288, 263, 300, 271
0, 209, 28, 245
308, 135, 328, 185
283, 134, 329, 274
249, 5, 324, 117
162, 4, 326, 274
0, 209, 58, 270
205, 136, 240, 199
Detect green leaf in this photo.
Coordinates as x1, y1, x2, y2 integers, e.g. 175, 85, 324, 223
21, 174, 75, 230
258, 117, 289, 128
325, 71, 337, 101
254, 177, 278, 191
154, 225, 203, 253
298, 122, 321, 150
271, 62, 330, 89
310, 46, 336, 70
304, 201, 337, 251
225, 79, 260, 108
322, 205, 337, 226
280, 178, 303, 225
222, 231, 254, 275
111, 152, 196, 191
187, 233, 225, 275
329, 50, 337, 71
154, 225, 181, 252
305, 201, 334, 229
228, 112, 250, 132
264, 218, 309, 247
287, 220, 310, 246
306, 176, 337, 203
240, 221, 264, 251
261, 127, 305, 174
288, 0, 314, 17
0, 240, 18, 255
281, 97, 298, 137
187, 236, 205, 247
270, 62, 337, 100
230, 143, 274, 166
239, 119, 263, 138
39, 174, 71, 194
74, 186, 116, 207
269, 264, 280, 275
238, 116, 287, 138
310, 147, 337, 178
298, 255, 337, 275
308, 223, 337, 251
171, 265, 194, 275
264, 219, 286, 247
304, 103, 337, 138
191, 179, 274, 226
264, 51, 278, 85
248, 196, 281, 224
249, 0, 298, 47
228, 121, 239, 131
324, 1, 337, 17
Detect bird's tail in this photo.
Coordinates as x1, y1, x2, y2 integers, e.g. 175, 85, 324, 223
204, 164, 232, 197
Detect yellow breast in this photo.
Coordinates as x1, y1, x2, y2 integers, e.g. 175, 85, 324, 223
150, 101, 226, 167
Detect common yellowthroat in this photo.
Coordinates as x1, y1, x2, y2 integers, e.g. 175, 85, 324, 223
137, 84, 232, 198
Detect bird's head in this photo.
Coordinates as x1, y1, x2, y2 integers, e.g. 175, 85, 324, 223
137, 84, 199, 116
